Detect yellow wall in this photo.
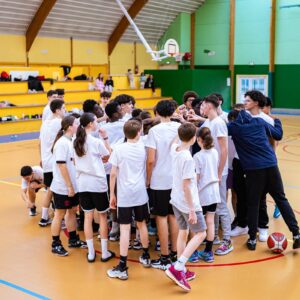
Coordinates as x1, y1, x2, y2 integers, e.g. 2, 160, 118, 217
136, 43, 158, 72
0, 35, 157, 75
73, 40, 108, 65
28, 37, 71, 64
109, 42, 135, 75
0, 35, 26, 63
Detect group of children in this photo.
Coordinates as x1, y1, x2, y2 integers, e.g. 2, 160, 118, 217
20, 88, 300, 292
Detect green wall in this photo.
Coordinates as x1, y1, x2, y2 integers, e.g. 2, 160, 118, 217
195, 0, 230, 66
235, 0, 270, 65
144, 69, 231, 110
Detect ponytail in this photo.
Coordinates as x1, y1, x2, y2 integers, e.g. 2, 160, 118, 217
51, 116, 76, 153
197, 127, 214, 150
74, 112, 95, 157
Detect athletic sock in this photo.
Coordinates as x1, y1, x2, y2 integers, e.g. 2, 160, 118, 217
161, 254, 169, 261
86, 239, 95, 260
142, 247, 149, 257
205, 240, 213, 252
52, 235, 60, 246
119, 255, 127, 270
69, 231, 77, 241
101, 239, 109, 259
41, 207, 49, 220
174, 255, 188, 271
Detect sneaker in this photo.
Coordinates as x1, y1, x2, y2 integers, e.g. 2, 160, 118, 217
68, 238, 87, 249
185, 270, 196, 281
258, 228, 268, 242
52, 243, 68, 256
107, 265, 128, 280
29, 207, 37, 216
170, 252, 177, 263
148, 225, 157, 236
293, 235, 300, 249
109, 230, 120, 241
231, 217, 238, 230
38, 218, 51, 227
133, 239, 142, 250
230, 226, 248, 237
128, 240, 132, 250
188, 250, 200, 263
198, 250, 214, 263
87, 252, 96, 263
213, 236, 221, 245
273, 205, 281, 219
139, 253, 151, 267
215, 240, 234, 255
165, 265, 191, 292
101, 250, 116, 262
154, 240, 160, 251
151, 257, 172, 270
247, 238, 257, 251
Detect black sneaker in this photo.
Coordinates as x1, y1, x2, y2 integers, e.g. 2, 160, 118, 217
293, 235, 300, 249
68, 238, 87, 248
101, 250, 116, 262
133, 239, 142, 250
247, 239, 257, 251
38, 218, 51, 227
170, 252, 177, 263
29, 206, 37, 216
154, 240, 160, 251
151, 257, 172, 270
139, 252, 151, 268
87, 252, 96, 263
52, 243, 68, 256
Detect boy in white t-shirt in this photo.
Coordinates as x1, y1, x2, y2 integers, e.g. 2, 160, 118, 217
201, 94, 233, 255
145, 100, 180, 270
115, 94, 134, 122
107, 120, 150, 280
39, 99, 66, 226
42, 90, 58, 122
20, 165, 44, 216
165, 123, 206, 292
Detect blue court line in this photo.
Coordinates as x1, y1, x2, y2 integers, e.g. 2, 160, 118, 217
0, 279, 51, 300
0, 132, 39, 144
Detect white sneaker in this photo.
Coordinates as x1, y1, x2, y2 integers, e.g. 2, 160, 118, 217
258, 228, 268, 242
230, 226, 248, 237
213, 236, 222, 245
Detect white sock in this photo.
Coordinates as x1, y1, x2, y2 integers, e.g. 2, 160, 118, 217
86, 239, 95, 260
136, 229, 140, 240
41, 207, 49, 220
174, 255, 188, 271
101, 239, 109, 259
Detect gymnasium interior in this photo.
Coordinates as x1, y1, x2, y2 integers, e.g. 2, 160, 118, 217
0, 0, 299, 299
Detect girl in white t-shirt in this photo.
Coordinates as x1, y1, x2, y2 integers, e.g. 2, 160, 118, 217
50, 116, 87, 257
194, 127, 221, 263
74, 113, 115, 263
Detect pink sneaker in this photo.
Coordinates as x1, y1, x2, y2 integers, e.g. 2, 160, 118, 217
185, 270, 196, 281
165, 265, 191, 291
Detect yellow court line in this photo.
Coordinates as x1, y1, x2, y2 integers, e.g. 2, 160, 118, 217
0, 180, 21, 187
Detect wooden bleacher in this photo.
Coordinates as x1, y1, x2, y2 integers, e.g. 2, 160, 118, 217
0, 78, 170, 136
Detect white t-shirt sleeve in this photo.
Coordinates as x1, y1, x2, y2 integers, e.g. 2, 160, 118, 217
182, 158, 195, 180
145, 129, 156, 149
215, 121, 228, 138
194, 155, 202, 175
55, 142, 68, 162
108, 149, 118, 167
21, 178, 28, 189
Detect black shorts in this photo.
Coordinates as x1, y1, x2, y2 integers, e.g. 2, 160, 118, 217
79, 192, 109, 213
53, 193, 79, 209
118, 203, 150, 225
43, 172, 53, 188
202, 203, 217, 215
149, 189, 174, 217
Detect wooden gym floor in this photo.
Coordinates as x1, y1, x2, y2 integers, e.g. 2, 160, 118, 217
0, 115, 299, 300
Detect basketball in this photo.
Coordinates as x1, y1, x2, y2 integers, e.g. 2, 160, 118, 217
267, 232, 288, 253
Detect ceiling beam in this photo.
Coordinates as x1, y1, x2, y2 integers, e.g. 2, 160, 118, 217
26, 0, 57, 52
108, 0, 148, 56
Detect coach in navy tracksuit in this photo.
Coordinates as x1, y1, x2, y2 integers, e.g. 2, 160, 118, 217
228, 109, 300, 250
